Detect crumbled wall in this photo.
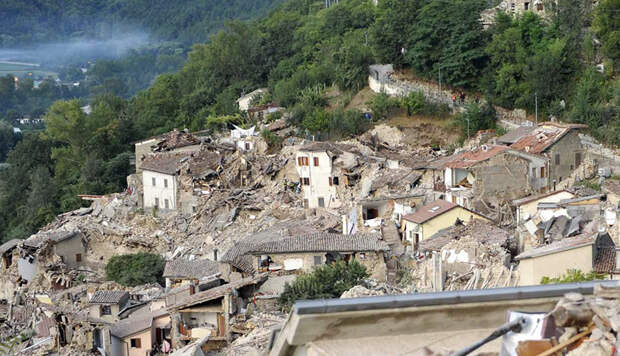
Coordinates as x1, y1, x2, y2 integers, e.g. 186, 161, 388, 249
471, 153, 531, 201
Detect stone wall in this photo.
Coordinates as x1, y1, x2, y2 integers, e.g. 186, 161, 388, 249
369, 75, 453, 106
471, 152, 532, 201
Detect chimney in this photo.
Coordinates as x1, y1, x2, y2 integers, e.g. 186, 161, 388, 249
342, 215, 348, 235
189, 283, 196, 295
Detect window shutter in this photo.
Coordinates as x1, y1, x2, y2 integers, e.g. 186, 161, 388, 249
314, 157, 319, 166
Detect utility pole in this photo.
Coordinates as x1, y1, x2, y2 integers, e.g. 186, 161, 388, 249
535, 92, 538, 125
467, 117, 470, 141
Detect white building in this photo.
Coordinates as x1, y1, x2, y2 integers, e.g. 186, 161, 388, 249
296, 142, 359, 209
141, 153, 188, 211
236, 88, 268, 112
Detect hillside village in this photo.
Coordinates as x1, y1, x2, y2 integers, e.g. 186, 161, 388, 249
0, 63, 619, 356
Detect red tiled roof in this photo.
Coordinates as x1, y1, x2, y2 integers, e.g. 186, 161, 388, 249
443, 145, 510, 169
594, 247, 617, 273
402, 200, 458, 224
510, 122, 586, 154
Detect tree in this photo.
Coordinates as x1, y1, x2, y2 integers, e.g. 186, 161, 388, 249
371, 0, 423, 67
593, 0, 620, 61
407, 0, 489, 88
278, 260, 368, 311
105, 253, 165, 287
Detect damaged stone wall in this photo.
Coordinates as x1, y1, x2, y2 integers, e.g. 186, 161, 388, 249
471, 152, 532, 201
546, 130, 584, 186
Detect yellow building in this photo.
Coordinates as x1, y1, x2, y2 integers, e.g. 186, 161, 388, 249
515, 232, 616, 286
402, 200, 490, 251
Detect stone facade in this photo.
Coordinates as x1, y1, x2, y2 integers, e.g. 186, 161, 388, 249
545, 130, 584, 188
53, 233, 87, 269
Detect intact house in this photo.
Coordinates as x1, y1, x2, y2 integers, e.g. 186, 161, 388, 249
295, 142, 363, 209
89, 290, 130, 322
18, 230, 88, 283
236, 88, 268, 112
515, 232, 616, 286
512, 190, 576, 225
163, 257, 220, 289
244, 232, 390, 280
402, 200, 490, 254
510, 122, 588, 191
110, 307, 170, 356
168, 274, 267, 351
435, 144, 547, 209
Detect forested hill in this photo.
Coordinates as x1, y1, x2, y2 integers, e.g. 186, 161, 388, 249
0, 0, 618, 242
0, 0, 285, 46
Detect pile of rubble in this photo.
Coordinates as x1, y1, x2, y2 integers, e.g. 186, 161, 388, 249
222, 312, 287, 356
548, 284, 620, 355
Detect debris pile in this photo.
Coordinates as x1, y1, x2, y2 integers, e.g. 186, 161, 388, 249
222, 312, 286, 356
547, 284, 620, 355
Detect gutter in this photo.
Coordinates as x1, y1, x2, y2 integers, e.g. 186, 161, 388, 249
292, 280, 619, 315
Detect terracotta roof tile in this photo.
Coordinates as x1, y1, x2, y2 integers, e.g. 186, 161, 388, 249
163, 258, 219, 279
594, 246, 617, 273
497, 126, 536, 144
89, 290, 128, 304
247, 232, 389, 254
141, 152, 190, 175
402, 200, 458, 224
443, 145, 510, 169
510, 122, 586, 154
169, 274, 267, 310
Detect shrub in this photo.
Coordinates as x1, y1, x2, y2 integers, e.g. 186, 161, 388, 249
105, 253, 165, 287
278, 260, 369, 311
368, 93, 400, 120
261, 129, 283, 149
456, 102, 497, 138
403, 91, 426, 116
540, 269, 606, 284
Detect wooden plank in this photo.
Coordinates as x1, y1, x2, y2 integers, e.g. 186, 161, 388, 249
536, 326, 594, 356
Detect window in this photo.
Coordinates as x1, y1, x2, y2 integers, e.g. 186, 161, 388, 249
164, 199, 169, 209
152, 177, 156, 186
555, 153, 560, 165
75, 253, 82, 262
164, 179, 168, 188
297, 157, 309, 166
313, 157, 319, 166
524, 2, 529, 9
314, 256, 322, 265
192, 206, 197, 213
130, 338, 141, 348
333, 177, 339, 185
536, 2, 543, 10
101, 305, 111, 316
303, 177, 310, 185
541, 166, 546, 177
154, 198, 159, 208
245, 142, 250, 150
303, 199, 309, 208
329, 177, 333, 186
531, 167, 536, 178
318, 197, 325, 208
575, 152, 582, 167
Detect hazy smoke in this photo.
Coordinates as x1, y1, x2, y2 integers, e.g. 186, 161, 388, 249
0, 32, 151, 65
